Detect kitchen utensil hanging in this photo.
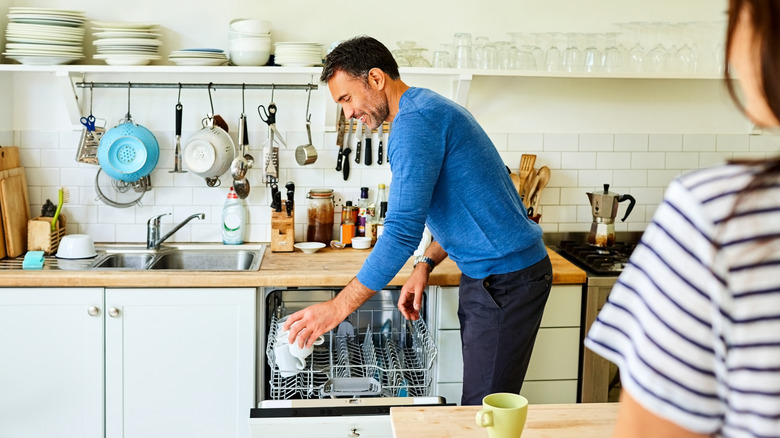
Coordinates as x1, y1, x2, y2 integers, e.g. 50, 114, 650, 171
75, 83, 107, 165
182, 83, 236, 187
231, 84, 251, 199
94, 167, 148, 208
295, 84, 318, 166
259, 84, 286, 186
97, 82, 160, 182
169, 83, 186, 173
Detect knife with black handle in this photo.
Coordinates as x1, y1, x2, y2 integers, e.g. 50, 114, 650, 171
285, 181, 295, 217
354, 120, 363, 164
336, 111, 348, 172
342, 145, 351, 180
364, 125, 372, 166
377, 126, 384, 165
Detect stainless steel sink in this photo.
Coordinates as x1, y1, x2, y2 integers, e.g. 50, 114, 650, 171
148, 250, 260, 271
91, 253, 156, 269
87, 244, 265, 271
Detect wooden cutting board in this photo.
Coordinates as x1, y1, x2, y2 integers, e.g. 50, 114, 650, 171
0, 146, 20, 171
0, 167, 30, 258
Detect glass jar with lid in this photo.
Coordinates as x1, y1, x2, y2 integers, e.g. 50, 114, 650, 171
306, 189, 334, 243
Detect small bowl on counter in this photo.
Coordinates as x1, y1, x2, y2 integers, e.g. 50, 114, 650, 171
55, 234, 97, 259
351, 237, 372, 250
294, 242, 326, 254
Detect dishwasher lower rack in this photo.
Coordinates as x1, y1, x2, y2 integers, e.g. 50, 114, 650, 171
266, 308, 437, 400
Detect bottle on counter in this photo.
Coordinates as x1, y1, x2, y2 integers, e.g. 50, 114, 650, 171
375, 201, 388, 240
356, 187, 370, 237
340, 201, 356, 246
222, 187, 246, 245
306, 189, 335, 244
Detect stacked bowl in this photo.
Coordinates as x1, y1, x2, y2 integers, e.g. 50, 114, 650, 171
3, 7, 86, 65
91, 21, 162, 65
228, 18, 271, 66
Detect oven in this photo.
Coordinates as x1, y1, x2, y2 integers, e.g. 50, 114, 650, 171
249, 287, 445, 438
544, 231, 643, 403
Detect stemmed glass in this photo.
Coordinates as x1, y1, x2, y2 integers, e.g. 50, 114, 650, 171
645, 22, 669, 73
562, 32, 584, 72
545, 32, 564, 72
529, 33, 548, 71
583, 33, 603, 73
620, 22, 645, 73
602, 32, 623, 73
670, 22, 696, 73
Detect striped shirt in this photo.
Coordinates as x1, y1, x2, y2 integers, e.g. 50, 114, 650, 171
585, 162, 780, 438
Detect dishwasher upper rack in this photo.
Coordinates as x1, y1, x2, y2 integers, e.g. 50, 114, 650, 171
266, 308, 437, 400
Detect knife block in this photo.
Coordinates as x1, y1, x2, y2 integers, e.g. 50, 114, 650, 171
27, 215, 66, 255
270, 209, 294, 252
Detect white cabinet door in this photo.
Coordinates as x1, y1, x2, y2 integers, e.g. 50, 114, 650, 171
105, 288, 255, 438
0, 288, 104, 438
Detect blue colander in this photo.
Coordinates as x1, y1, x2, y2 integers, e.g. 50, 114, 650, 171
98, 120, 159, 182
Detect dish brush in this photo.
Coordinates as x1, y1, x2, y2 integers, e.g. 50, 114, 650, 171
51, 187, 69, 231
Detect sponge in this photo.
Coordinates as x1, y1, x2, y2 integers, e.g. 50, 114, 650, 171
22, 251, 45, 270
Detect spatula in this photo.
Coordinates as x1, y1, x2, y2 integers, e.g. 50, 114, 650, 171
517, 154, 536, 197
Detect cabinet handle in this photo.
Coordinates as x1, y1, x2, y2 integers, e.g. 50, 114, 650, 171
87, 306, 100, 317
347, 429, 360, 437
108, 307, 120, 318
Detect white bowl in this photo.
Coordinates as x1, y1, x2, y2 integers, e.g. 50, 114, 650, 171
229, 49, 271, 66
228, 30, 271, 41
294, 242, 326, 254
228, 37, 272, 51
351, 237, 372, 250
56, 234, 97, 259
229, 18, 271, 34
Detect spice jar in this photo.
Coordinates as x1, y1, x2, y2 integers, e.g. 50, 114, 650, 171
306, 189, 334, 244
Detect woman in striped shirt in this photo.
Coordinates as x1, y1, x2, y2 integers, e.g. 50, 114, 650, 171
585, 0, 780, 437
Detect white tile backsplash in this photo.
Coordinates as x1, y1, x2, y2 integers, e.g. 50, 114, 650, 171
8, 127, 776, 240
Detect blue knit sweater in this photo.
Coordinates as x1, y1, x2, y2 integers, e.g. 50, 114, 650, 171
356, 87, 546, 291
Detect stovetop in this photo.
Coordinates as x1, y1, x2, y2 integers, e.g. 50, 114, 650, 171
544, 231, 643, 276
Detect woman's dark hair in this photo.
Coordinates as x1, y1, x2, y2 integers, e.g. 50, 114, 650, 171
724, 0, 780, 193
320, 36, 400, 84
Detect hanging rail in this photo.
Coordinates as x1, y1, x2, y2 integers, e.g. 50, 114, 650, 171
74, 81, 317, 91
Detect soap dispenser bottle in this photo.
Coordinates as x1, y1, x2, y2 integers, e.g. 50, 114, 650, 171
222, 187, 246, 245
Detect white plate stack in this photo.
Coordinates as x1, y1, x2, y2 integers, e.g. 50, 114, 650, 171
273, 42, 323, 67
91, 21, 162, 66
169, 48, 228, 66
2, 7, 86, 65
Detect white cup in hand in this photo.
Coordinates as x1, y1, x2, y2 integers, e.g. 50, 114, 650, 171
288, 335, 325, 369
273, 342, 302, 378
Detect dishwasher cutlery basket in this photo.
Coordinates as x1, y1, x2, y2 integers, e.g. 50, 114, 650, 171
266, 307, 437, 400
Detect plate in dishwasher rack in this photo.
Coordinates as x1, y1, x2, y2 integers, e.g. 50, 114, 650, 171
321, 377, 382, 397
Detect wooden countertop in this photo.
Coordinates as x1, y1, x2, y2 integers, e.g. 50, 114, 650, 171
0, 247, 585, 288
390, 403, 618, 438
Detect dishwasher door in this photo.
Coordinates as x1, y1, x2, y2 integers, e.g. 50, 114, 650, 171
260, 288, 437, 401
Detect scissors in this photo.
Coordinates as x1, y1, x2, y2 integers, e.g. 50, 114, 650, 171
80, 115, 96, 132
258, 102, 287, 148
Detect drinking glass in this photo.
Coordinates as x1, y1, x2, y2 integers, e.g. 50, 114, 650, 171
529, 33, 548, 71
645, 22, 669, 73
432, 50, 452, 68
669, 22, 696, 73
562, 32, 585, 72
410, 48, 431, 67
602, 32, 623, 73
478, 43, 498, 69
583, 33, 602, 73
392, 50, 411, 67
516, 46, 536, 70
620, 22, 645, 73
545, 32, 563, 72
496, 41, 517, 70
453, 32, 473, 69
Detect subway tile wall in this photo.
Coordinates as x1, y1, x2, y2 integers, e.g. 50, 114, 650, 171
6, 128, 778, 244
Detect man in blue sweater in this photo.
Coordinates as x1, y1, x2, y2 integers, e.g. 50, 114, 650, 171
283, 36, 552, 405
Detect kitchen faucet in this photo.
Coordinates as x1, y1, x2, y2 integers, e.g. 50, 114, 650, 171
147, 212, 206, 250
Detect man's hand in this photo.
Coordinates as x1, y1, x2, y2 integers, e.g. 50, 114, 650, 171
282, 277, 376, 348
399, 264, 429, 321
398, 241, 448, 321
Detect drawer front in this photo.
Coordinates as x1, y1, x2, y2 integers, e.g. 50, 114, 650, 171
437, 285, 583, 331
249, 415, 391, 438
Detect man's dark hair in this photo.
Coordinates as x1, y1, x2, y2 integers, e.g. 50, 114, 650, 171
320, 36, 400, 83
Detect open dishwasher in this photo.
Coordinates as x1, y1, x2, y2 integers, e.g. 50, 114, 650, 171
249, 288, 445, 438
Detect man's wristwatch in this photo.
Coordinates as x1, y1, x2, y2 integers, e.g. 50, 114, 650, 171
413, 255, 435, 271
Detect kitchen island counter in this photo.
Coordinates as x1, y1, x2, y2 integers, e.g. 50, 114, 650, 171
390, 402, 619, 438
0, 247, 584, 287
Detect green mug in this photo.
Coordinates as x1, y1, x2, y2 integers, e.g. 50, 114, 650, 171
475, 393, 528, 438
